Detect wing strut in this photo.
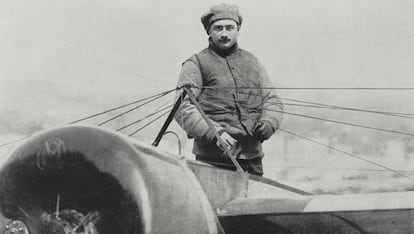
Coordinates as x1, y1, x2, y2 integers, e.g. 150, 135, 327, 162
152, 88, 187, 147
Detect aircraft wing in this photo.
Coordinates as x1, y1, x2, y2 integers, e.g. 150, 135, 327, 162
187, 161, 414, 234
217, 193, 414, 234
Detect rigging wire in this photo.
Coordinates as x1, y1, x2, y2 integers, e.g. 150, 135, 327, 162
2, 85, 414, 148
97, 90, 173, 126
69, 88, 176, 124
116, 96, 175, 132
197, 85, 414, 119
197, 94, 414, 137
262, 108, 414, 137
116, 105, 174, 132
199, 86, 414, 90
208, 94, 414, 120
278, 128, 414, 182
3, 85, 414, 146
271, 102, 414, 120
1, 85, 413, 182
128, 109, 171, 137
206, 89, 414, 118
197, 97, 414, 137
0, 89, 178, 148
278, 97, 414, 118
0, 136, 29, 148
196, 98, 414, 179
196, 87, 414, 119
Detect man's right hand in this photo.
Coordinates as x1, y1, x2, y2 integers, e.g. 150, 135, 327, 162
216, 132, 237, 152
254, 121, 274, 141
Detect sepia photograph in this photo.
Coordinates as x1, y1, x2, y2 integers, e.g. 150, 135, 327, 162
1, 0, 414, 233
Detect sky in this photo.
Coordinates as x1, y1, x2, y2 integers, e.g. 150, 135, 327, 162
1, 0, 414, 192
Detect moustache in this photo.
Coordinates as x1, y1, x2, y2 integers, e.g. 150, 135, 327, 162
219, 38, 231, 43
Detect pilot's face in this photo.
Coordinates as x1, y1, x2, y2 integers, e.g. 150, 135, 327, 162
209, 19, 239, 50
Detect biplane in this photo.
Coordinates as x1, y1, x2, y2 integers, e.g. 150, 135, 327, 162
1, 86, 413, 234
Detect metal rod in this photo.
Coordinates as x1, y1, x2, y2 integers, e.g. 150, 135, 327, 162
183, 86, 244, 172
163, 131, 183, 157
152, 89, 187, 147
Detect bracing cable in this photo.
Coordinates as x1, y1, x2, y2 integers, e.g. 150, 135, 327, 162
116, 96, 175, 132
271, 102, 414, 120
97, 90, 173, 126
199, 86, 414, 90
196, 98, 414, 180
116, 105, 173, 132
70, 88, 176, 124
197, 95, 414, 137
0, 136, 29, 148
279, 97, 414, 117
262, 108, 414, 137
202, 89, 414, 119
0, 89, 177, 148
279, 128, 414, 182
128, 109, 171, 137
2, 86, 414, 147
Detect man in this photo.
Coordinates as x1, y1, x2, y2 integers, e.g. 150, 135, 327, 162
175, 4, 283, 176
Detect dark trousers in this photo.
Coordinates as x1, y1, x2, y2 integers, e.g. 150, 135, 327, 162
195, 155, 263, 176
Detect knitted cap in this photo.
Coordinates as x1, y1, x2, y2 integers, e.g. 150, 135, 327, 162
201, 4, 242, 33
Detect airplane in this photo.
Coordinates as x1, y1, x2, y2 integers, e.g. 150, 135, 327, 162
1, 86, 413, 233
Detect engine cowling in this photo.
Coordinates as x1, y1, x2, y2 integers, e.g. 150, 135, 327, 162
0, 125, 220, 234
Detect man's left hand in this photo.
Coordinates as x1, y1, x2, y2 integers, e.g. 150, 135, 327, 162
254, 121, 274, 141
